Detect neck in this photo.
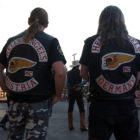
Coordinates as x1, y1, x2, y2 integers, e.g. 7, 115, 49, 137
40, 26, 46, 31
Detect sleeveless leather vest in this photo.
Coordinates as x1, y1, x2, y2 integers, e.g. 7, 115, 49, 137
5, 31, 55, 96
86, 35, 140, 99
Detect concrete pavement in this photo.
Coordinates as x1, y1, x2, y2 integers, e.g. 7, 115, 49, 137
48, 100, 88, 140
0, 100, 88, 140
0, 100, 139, 140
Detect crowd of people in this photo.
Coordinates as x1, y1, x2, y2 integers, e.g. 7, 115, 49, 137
0, 5, 140, 140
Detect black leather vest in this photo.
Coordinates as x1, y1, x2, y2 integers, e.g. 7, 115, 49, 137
5, 31, 55, 96
87, 35, 140, 99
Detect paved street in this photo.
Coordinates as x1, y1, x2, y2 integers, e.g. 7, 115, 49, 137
0, 100, 88, 140
0, 100, 139, 140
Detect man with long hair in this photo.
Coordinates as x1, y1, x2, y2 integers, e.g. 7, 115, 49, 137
0, 7, 66, 140
80, 5, 140, 140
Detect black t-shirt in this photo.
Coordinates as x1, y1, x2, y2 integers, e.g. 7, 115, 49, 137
80, 35, 140, 100
0, 31, 66, 102
67, 67, 82, 88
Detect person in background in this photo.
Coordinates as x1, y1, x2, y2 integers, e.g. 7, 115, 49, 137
135, 72, 140, 107
0, 77, 8, 130
0, 101, 9, 130
67, 60, 88, 131
80, 5, 140, 140
0, 7, 66, 140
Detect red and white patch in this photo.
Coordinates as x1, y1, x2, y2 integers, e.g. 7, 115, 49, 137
25, 71, 33, 77
6, 38, 24, 58
123, 66, 131, 72
91, 36, 101, 53
28, 39, 48, 62
6, 37, 48, 62
5, 76, 39, 92
6, 37, 49, 92
91, 35, 140, 54
96, 75, 136, 94
128, 35, 140, 53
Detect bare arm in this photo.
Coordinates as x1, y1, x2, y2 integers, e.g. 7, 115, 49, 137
80, 64, 89, 81
136, 71, 140, 91
51, 61, 66, 105
0, 64, 6, 92
137, 72, 140, 82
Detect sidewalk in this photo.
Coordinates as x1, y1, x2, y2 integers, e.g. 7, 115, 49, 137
48, 101, 88, 140
1, 101, 140, 140
0, 101, 88, 140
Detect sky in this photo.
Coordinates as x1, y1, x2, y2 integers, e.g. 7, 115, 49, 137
0, 0, 140, 69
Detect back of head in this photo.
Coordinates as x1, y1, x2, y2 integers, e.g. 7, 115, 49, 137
29, 7, 48, 26
97, 5, 128, 46
23, 7, 48, 43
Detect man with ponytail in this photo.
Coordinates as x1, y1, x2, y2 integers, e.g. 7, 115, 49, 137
0, 7, 66, 140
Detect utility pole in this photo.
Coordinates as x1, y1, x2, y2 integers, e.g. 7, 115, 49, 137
72, 53, 77, 61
